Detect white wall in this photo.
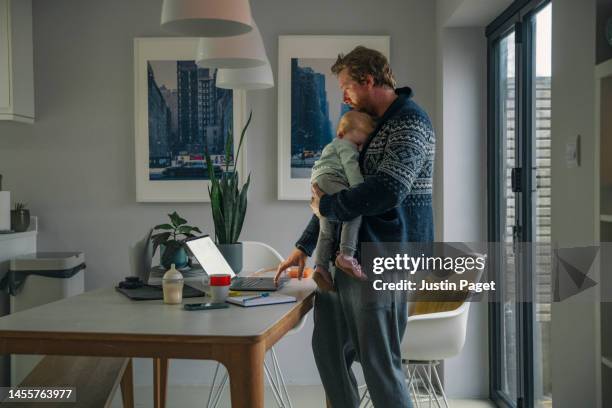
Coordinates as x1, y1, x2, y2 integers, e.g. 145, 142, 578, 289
0, 0, 436, 387
550, 0, 599, 406
439, 27, 489, 399
435, 0, 494, 399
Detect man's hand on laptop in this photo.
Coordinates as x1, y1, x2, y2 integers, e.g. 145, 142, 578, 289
275, 247, 308, 286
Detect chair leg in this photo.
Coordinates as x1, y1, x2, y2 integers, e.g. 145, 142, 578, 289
358, 385, 369, 406
427, 363, 443, 408
271, 347, 293, 408
411, 367, 421, 408
406, 365, 421, 408
432, 363, 449, 408
414, 363, 442, 408
415, 365, 433, 407
362, 361, 425, 408
205, 362, 230, 408
264, 359, 285, 407
206, 348, 295, 408
206, 363, 221, 408
358, 384, 373, 408
212, 373, 229, 408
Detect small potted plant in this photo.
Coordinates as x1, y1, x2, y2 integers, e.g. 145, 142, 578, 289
152, 211, 202, 269
11, 202, 30, 233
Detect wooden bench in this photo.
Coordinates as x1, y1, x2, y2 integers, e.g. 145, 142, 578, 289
2, 356, 134, 408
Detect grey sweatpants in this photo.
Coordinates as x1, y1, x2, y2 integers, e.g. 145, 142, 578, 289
312, 174, 362, 269
312, 270, 412, 408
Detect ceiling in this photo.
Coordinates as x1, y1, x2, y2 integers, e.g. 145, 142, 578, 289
442, 0, 514, 28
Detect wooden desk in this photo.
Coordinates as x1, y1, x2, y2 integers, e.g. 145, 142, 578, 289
0, 279, 316, 408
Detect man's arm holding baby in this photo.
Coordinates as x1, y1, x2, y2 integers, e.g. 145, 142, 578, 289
314, 119, 431, 222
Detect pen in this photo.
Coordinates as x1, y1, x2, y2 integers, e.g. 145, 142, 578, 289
242, 293, 270, 302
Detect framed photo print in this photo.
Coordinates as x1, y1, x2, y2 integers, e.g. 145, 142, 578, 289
277, 35, 390, 200
134, 38, 247, 202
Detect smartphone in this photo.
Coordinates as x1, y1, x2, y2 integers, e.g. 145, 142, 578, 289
184, 302, 229, 311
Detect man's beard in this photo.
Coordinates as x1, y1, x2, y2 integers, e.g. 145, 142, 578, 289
350, 102, 375, 117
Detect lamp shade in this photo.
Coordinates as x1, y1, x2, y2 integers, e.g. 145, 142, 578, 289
161, 0, 253, 37
216, 63, 274, 90
196, 23, 267, 69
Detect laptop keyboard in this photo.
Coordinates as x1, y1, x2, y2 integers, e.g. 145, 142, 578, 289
231, 277, 289, 290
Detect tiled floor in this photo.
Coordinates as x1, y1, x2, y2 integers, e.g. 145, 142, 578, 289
111, 385, 497, 407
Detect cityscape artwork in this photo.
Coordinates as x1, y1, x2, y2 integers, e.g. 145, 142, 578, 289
277, 36, 390, 200
290, 58, 350, 179
134, 38, 246, 202
147, 60, 233, 181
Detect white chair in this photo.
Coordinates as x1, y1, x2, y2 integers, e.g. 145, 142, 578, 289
206, 241, 308, 408
401, 301, 471, 408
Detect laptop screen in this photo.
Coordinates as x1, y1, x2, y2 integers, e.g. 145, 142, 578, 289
185, 236, 236, 278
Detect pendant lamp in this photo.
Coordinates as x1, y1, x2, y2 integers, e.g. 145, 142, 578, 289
161, 0, 253, 37
196, 22, 267, 69
216, 63, 274, 90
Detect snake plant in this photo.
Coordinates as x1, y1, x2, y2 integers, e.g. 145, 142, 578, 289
13, 202, 28, 211
205, 111, 252, 245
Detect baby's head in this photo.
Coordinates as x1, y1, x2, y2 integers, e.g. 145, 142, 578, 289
336, 111, 375, 147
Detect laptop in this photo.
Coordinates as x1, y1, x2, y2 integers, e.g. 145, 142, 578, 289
185, 235, 288, 291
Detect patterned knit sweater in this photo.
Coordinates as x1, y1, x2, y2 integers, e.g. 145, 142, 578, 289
296, 87, 435, 257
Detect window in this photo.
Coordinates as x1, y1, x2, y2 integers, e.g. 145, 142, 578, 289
487, 1, 552, 407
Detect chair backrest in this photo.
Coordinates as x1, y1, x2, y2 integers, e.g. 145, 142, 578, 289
402, 253, 487, 361
408, 290, 468, 317
241, 241, 284, 273
409, 253, 487, 316
402, 301, 471, 361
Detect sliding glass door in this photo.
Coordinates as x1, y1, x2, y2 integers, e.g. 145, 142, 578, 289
530, 5, 553, 407
487, 1, 552, 408
500, 29, 519, 404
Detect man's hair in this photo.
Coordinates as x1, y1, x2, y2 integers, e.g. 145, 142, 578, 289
337, 111, 375, 135
331, 46, 396, 89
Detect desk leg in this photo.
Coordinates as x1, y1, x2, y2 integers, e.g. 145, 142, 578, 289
154, 357, 168, 408
224, 342, 265, 408
120, 359, 134, 408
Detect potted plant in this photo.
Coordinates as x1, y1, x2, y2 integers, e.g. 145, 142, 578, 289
11, 202, 30, 233
204, 112, 252, 274
152, 211, 202, 269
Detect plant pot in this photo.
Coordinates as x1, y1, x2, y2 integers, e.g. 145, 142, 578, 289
10, 209, 30, 233
217, 242, 243, 275
160, 243, 188, 269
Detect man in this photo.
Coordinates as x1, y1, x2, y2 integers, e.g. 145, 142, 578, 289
275, 46, 435, 408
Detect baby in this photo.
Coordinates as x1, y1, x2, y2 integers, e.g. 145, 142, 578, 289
310, 110, 375, 291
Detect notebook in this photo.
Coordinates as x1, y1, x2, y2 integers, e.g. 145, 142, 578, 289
226, 293, 297, 307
